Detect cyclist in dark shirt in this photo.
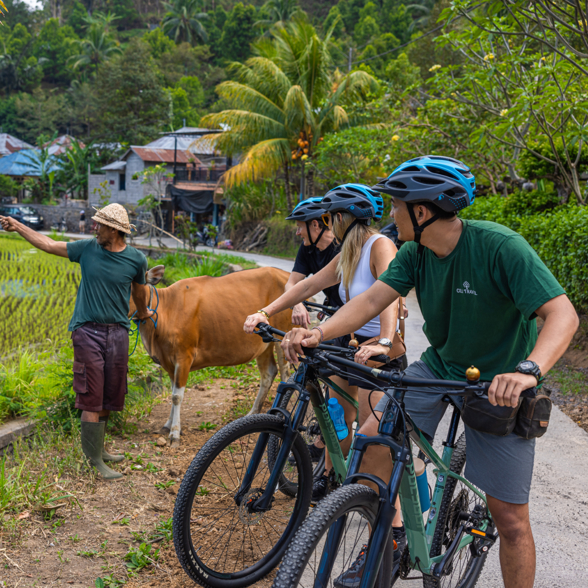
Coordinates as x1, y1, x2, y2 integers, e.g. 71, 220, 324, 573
286, 198, 343, 328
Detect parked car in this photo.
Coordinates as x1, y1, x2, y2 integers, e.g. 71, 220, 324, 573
0, 205, 44, 230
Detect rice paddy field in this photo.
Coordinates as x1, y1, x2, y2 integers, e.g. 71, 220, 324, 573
0, 234, 79, 357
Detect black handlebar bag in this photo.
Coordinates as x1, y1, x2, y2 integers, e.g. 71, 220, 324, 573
461, 396, 522, 437
512, 394, 552, 439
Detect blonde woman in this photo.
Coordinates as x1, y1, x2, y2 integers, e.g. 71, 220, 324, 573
244, 184, 406, 523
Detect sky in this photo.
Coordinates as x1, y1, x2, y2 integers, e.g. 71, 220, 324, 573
20, 0, 43, 9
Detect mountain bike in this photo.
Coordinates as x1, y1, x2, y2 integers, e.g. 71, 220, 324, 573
272, 355, 537, 588
173, 324, 391, 588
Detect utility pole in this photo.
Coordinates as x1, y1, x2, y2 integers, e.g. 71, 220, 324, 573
348, 47, 353, 72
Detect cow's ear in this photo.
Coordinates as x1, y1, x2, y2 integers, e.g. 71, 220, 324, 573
146, 265, 165, 285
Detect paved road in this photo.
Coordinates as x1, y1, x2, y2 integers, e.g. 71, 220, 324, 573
44, 234, 588, 586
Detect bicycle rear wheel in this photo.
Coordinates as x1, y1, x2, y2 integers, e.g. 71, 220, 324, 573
174, 413, 313, 588
268, 376, 325, 497
273, 484, 393, 588
422, 433, 493, 588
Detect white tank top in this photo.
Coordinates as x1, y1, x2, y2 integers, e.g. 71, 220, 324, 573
338, 234, 386, 338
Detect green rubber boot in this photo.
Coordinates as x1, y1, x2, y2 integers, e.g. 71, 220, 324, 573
99, 416, 124, 463
81, 421, 123, 480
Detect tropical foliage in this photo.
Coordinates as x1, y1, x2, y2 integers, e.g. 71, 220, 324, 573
198, 16, 378, 207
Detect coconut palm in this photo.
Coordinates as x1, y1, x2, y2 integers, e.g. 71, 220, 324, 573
195, 16, 378, 207
82, 10, 120, 35
161, 0, 208, 45
255, 0, 301, 30
70, 26, 121, 74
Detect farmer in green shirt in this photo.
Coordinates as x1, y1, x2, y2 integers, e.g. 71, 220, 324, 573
0, 204, 152, 480
280, 156, 579, 588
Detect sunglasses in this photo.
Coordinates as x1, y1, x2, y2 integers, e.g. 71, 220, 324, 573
321, 213, 331, 226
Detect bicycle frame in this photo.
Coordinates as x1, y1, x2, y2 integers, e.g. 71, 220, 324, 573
236, 360, 360, 512
319, 387, 493, 588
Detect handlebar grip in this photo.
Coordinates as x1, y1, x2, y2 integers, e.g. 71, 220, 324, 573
478, 382, 537, 399
370, 354, 391, 364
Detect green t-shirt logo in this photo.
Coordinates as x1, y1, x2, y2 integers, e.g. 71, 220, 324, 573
457, 281, 477, 295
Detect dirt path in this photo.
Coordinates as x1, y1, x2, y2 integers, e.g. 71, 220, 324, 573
0, 377, 277, 588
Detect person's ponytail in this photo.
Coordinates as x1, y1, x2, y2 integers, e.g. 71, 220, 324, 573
332, 212, 378, 290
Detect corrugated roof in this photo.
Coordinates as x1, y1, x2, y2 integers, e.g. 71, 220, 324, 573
145, 135, 218, 155
101, 161, 127, 171
0, 133, 34, 157
173, 182, 216, 191
43, 135, 85, 156
130, 147, 202, 164
0, 149, 60, 176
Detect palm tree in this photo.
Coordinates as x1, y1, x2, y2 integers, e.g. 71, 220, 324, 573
70, 26, 121, 74
82, 10, 120, 35
195, 16, 378, 208
405, 0, 435, 31
162, 0, 208, 45
255, 0, 301, 30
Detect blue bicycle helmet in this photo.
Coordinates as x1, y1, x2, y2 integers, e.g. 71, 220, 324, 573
373, 155, 475, 211
285, 197, 326, 222
372, 155, 475, 249
321, 184, 384, 221
286, 197, 328, 250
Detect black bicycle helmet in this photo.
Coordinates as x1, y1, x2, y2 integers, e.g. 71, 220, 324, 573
372, 155, 476, 250
286, 197, 328, 250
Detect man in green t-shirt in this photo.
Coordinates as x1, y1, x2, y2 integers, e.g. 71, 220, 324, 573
0, 204, 153, 481
280, 156, 579, 588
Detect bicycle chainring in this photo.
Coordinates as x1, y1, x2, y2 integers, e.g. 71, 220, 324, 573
398, 546, 411, 579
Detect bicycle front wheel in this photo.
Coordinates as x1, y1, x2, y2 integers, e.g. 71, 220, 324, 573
273, 484, 393, 588
423, 433, 493, 588
174, 413, 313, 588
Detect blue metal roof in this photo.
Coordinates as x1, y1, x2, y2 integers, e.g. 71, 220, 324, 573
0, 149, 61, 177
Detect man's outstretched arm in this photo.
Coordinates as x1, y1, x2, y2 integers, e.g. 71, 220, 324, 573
0, 216, 68, 257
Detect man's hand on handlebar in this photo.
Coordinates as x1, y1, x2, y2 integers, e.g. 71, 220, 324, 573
244, 312, 269, 334
281, 328, 321, 364
487, 372, 538, 407
291, 303, 311, 329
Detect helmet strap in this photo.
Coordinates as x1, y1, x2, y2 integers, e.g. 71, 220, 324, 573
338, 218, 361, 246
306, 220, 326, 251
408, 204, 439, 254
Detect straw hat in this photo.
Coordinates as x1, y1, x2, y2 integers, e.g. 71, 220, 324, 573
92, 203, 136, 234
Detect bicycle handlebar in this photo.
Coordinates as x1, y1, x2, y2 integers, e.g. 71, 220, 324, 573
253, 324, 536, 399
302, 301, 340, 317
253, 323, 390, 365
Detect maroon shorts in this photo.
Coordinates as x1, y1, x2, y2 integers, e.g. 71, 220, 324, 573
72, 323, 129, 412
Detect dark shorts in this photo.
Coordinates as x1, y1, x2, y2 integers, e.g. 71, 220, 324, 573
374, 360, 535, 504
331, 334, 407, 390
72, 322, 129, 412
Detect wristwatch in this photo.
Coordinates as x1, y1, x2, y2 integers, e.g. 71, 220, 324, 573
515, 360, 542, 384
378, 338, 393, 349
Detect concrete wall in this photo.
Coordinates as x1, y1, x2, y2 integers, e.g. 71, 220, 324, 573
88, 173, 112, 206
34, 202, 92, 233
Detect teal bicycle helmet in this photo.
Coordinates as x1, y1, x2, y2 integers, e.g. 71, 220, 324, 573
286, 197, 328, 250
320, 184, 384, 245
321, 183, 384, 221
372, 155, 475, 250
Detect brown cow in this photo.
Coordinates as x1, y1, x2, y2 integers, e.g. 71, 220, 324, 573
129, 265, 292, 447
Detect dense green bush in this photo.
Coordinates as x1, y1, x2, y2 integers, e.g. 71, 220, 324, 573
461, 196, 588, 311
263, 216, 299, 258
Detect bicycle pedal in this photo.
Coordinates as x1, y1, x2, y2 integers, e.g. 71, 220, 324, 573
466, 528, 497, 542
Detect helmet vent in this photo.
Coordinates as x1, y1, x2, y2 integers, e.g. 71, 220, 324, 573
426, 166, 457, 180
388, 180, 406, 189
403, 165, 420, 172
414, 175, 444, 185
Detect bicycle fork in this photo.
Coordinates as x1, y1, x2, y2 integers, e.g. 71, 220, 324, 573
235, 382, 310, 511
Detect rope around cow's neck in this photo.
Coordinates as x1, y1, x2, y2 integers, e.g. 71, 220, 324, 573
129, 284, 159, 357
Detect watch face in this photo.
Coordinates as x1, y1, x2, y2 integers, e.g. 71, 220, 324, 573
519, 361, 534, 371
378, 338, 392, 347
